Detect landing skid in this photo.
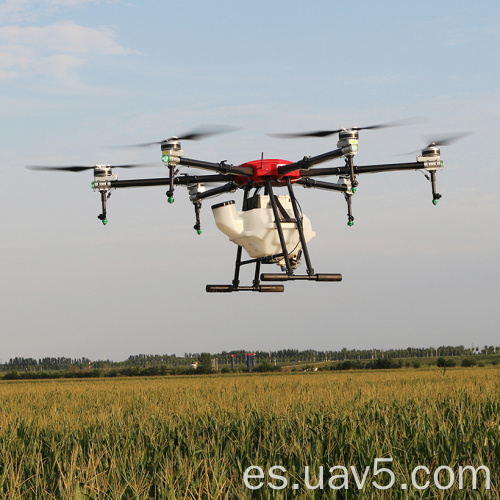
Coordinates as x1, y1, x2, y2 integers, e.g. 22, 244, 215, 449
260, 273, 342, 282
206, 284, 284, 293
206, 178, 342, 293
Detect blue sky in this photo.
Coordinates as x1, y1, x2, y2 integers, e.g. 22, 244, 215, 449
1, 0, 499, 361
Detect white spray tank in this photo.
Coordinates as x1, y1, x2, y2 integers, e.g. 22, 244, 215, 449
211, 195, 315, 268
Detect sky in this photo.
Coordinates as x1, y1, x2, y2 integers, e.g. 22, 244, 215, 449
1, 0, 499, 361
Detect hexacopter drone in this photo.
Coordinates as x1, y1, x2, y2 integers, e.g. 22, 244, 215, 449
29, 122, 464, 293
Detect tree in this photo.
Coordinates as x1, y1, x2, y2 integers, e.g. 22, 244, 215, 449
462, 358, 477, 367
196, 353, 213, 374
437, 357, 456, 368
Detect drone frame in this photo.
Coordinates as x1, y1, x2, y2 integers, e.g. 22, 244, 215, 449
89, 132, 443, 292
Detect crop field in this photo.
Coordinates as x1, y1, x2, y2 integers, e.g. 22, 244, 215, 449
0, 367, 498, 499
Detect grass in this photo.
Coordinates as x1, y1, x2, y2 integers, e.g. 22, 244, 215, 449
0, 368, 498, 498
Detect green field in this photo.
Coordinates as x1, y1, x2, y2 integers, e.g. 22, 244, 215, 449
0, 367, 498, 498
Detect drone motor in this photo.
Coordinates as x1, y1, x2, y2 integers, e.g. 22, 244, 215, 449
92, 165, 118, 190
337, 129, 359, 155
161, 137, 184, 164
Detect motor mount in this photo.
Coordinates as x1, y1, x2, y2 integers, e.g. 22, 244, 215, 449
337, 129, 359, 155
92, 165, 118, 191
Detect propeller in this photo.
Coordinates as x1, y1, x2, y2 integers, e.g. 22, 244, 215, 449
422, 131, 472, 148
26, 163, 155, 172
124, 124, 240, 148
397, 132, 473, 155
269, 117, 425, 139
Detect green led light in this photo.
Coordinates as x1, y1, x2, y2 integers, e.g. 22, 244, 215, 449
352, 187, 357, 193
197, 229, 202, 235
162, 154, 170, 164
348, 220, 354, 226
91, 182, 95, 189
102, 219, 108, 225
168, 197, 174, 204
433, 199, 438, 205
351, 144, 358, 152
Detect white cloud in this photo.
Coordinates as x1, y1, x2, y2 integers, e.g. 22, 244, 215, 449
0, 21, 136, 81
0, 68, 18, 78
0, 22, 135, 55
0, 0, 120, 23
0, 44, 33, 79
0, 0, 30, 23
36, 53, 83, 79
45, 0, 120, 5
0, 44, 33, 67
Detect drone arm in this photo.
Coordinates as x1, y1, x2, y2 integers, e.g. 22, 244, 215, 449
354, 161, 426, 174
301, 160, 444, 208
299, 167, 347, 177
300, 161, 442, 177
295, 178, 348, 192
298, 161, 436, 227
108, 174, 236, 189
355, 161, 444, 205
179, 157, 253, 176
189, 182, 240, 202
277, 147, 348, 175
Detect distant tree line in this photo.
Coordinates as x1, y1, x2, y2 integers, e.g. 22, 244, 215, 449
185, 345, 499, 365
1, 348, 498, 381
436, 356, 488, 368
2, 345, 499, 373
2, 356, 126, 372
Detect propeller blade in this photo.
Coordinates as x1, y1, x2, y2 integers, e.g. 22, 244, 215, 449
112, 163, 157, 168
27, 165, 95, 172
120, 124, 240, 148
129, 141, 163, 148
177, 124, 240, 141
355, 117, 428, 131
424, 131, 473, 147
27, 163, 155, 172
270, 130, 341, 139
270, 117, 426, 139
396, 132, 473, 155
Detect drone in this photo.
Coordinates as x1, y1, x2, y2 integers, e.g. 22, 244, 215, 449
28, 122, 464, 293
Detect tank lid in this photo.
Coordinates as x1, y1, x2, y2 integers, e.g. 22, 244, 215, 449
211, 200, 235, 210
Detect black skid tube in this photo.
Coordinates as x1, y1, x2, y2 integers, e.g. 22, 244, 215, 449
206, 284, 284, 293
260, 273, 342, 282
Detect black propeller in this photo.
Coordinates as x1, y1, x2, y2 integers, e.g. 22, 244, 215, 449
397, 132, 473, 155
270, 117, 425, 139
125, 124, 240, 148
27, 163, 155, 172
422, 132, 472, 148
